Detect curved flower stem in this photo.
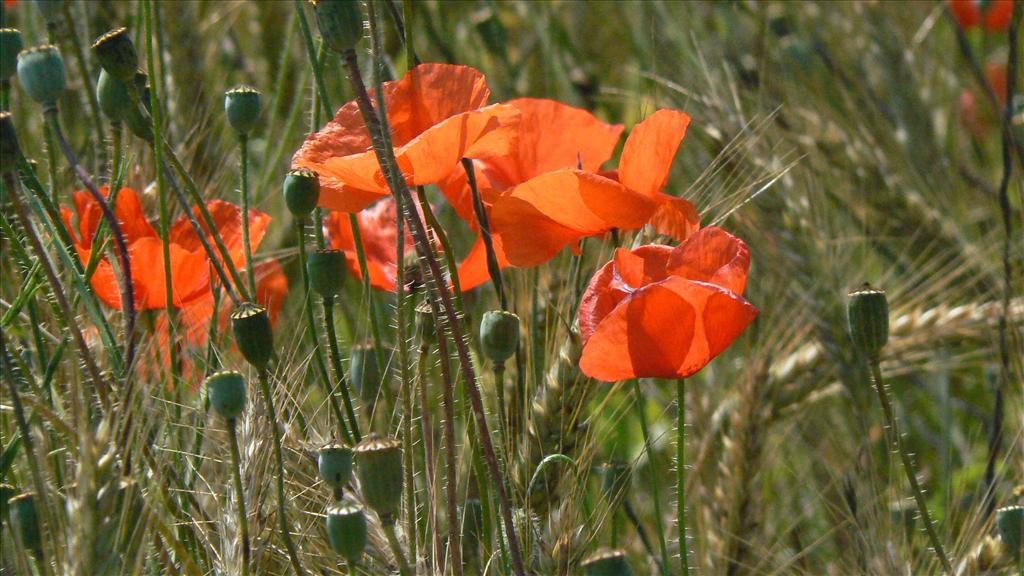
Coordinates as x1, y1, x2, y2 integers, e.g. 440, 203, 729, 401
677, 378, 689, 576
239, 135, 257, 297
868, 360, 953, 573
632, 379, 671, 576
297, 221, 352, 445
462, 158, 506, 310
44, 109, 137, 374
257, 366, 307, 576
226, 418, 251, 576
344, 11, 525, 570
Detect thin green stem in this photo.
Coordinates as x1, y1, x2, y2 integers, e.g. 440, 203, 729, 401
323, 299, 362, 441
395, 194, 418, 566
239, 135, 257, 297
632, 379, 671, 576
226, 418, 251, 576
677, 378, 689, 576
494, 362, 508, 457
257, 366, 307, 576
382, 522, 412, 576
298, 221, 352, 444
868, 360, 953, 574
415, 341, 440, 570
462, 158, 506, 310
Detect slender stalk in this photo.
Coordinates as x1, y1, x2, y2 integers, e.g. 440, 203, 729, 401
632, 379, 671, 576
462, 158, 506, 309
868, 361, 953, 573
382, 522, 412, 576
239, 135, 257, 297
60, 0, 106, 169
677, 378, 689, 576
343, 28, 525, 572
494, 362, 509, 458
257, 366, 308, 576
226, 418, 251, 576
7, 172, 113, 413
323, 300, 362, 441
395, 194, 419, 567
416, 340, 440, 571
297, 221, 353, 445
44, 109, 137, 373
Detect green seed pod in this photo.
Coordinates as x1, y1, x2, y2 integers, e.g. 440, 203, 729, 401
1, 29, 24, 82
231, 303, 273, 368
224, 85, 261, 136
17, 45, 65, 108
997, 505, 1023, 561
414, 300, 435, 345
123, 71, 153, 142
318, 443, 354, 491
204, 370, 247, 420
847, 283, 889, 360
581, 549, 634, 576
283, 168, 320, 217
307, 249, 347, 299
480, 310, 519, 364
348, 343, 381, 402
96, 68, 147, 124
91, 28, 137, 83
1, 112, 21, 175
313, 0, 365, 55
32, 0, 65, 25
325, 503, 368, 564
353, 435, 403, 523
9, 492, 40, 553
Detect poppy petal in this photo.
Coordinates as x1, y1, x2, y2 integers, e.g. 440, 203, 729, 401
111, 187, 158, 242
387, 63, 492, 143
618, 109, 691, 198
170, 201, 270, 270
649, 193, 700, 242
455, 233, 511, 292
666, 226, 751, 296
579, 277, 757, 381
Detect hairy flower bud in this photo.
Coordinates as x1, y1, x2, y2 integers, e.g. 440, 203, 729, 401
847, 283, 889, 360
205, 371, 247, 420
353, 435, 403, 523
231, 303, 273, 368
480, 310, 519, 364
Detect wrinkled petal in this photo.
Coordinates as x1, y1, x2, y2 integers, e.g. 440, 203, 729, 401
579, 245, 673, 342
491, 169, 657, 267
387, 63, 492, 143
68, 188, 157, 247
579, 277, 758, 381
666, 227, 751, 296
649, 193, 700, 242
324, 198, 416, 292
618, 109, 691, 198
169, 200, 270, 270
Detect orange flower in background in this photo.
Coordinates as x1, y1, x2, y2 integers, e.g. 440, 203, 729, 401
323, 197, 416, 292
959, 62, 1008, 135
949, 0, 1014, 32
292, 63, 519, 213
578, 227, 758, 381
62, 187, 287, 347
490, 109, 700, 268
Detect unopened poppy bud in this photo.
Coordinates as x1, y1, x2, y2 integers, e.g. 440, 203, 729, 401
581, 549, 634, 576
283, 168, 320, 217
353, 435, 403, 523
205, 370, 247, 420
9, 492, 40, 553
313, 0, 364, 55
224, 85, 261, 136
318, 443, 354, 492
91, 28, 138, 83
307, 249, 346, 299
32, 0, 65, 26
847, 283, 889, 360
17, 45, 64, 108
480, 310, 519, 364
348, 343, 381, 402
414, 300, 435, 345
231, 303, 273, 368
1, 29, 23, 82
997, 505, 1023, 561
325, 503, 367, 563
1, 112, 21, 175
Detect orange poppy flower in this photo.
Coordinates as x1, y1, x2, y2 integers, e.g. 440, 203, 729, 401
439, 98, 625, 289
62, 187, 287, 346
949, 0, 1014, 31
578, 227, 758, 381
489, 109, 700, 268
292, 63, 519, 213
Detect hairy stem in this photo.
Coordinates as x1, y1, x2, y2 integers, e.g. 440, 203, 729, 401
226, 418, 251, 576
